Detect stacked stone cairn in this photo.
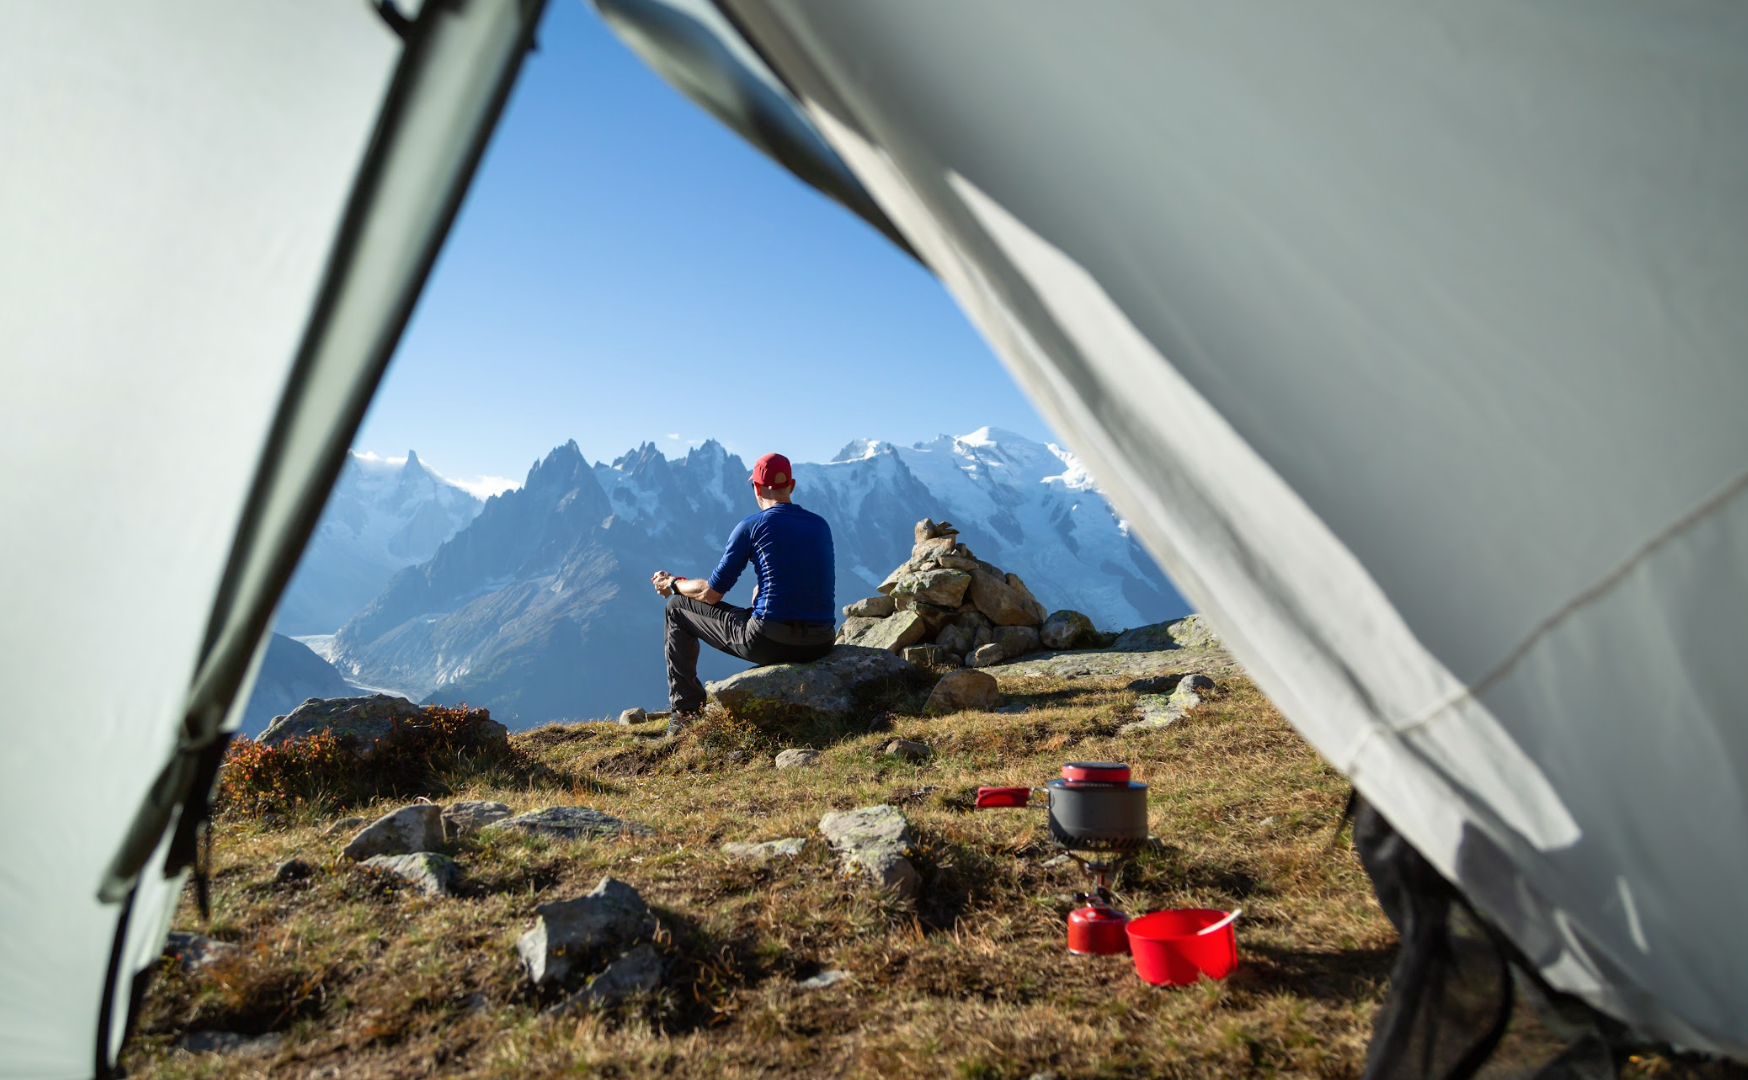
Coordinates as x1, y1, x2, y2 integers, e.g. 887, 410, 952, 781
837, 518, 1097, 668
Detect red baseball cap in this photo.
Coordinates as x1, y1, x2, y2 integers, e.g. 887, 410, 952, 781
749, 452, 794, 488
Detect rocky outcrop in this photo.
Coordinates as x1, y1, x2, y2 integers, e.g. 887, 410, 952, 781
837, 519, 1052, 666
259, 695, 507, 757
818, 805, 919, 899
923, 670, 1001, 715
1113, 614, 1219, 652
341, 804, 445, 861
707, 645, 920, 726
486, 806, 653, 841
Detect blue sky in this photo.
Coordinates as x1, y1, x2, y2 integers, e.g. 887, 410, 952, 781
353, 0, 1053, 496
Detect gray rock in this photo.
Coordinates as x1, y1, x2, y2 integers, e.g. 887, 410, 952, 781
487, 806, 654, 841
274, 858, 315, 883
972, 623, 997, 652
721, 837, 806, 860
1040, 610, 1098, 650
163, 931, 237, 972
1113, 613, 1220, 652
968, 643, 1006, 668
798, 969, 851, 990
843, 595, 896, 619
1173, 673, 1217, 708
548, 942, 663, 1012
444, 800, 513, 836
876, 559, 930, 595
836, 610, 926, 653
924, 669, 1001, 715
902, 644, 945, 666
707, 645, 921, 725
882, 738, 933, 763
518, 877, 654, 986
774, 748, 822, 770
934, 623, 974, 656
258, 693, 507, 756
889, 568, 973, 608
322, 815, 366, 838
994, 625, 1041, 658
177, 1031, 283, 1056
258, 692, 421, 749
360, 852, 459, 897
818, 805, 919, 899
341, 804, 445, 861
617, 707, 647, 725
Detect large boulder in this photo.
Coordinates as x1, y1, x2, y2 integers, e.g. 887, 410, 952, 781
518, 877, 653, 986
1113, 614, 1220, 652
836, 610, 927, 653
708, 645, 921, 726
341, 804, 445, 861
1040, 610, 1098, 650
924, 670, 1001, 715
259, 694, 507, 756
818, 805, 919, 899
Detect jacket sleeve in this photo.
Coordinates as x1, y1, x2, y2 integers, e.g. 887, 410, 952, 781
707, 517, 754, 595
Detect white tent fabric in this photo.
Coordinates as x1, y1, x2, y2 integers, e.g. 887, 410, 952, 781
684, 0, 1748, 1056
0, 2, 544, 1075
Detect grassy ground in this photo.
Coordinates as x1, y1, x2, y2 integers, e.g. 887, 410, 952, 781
127, 664, 1398, 1079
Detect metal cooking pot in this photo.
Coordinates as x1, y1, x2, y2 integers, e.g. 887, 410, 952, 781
976, 762, 1150, 851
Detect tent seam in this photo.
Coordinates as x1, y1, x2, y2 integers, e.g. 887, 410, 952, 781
1392, 462, 1748, 738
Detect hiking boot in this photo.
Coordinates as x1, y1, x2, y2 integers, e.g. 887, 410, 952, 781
665, 710, 701, 737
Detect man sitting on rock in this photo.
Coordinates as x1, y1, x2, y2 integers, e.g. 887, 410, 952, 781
650, 452, 836, 733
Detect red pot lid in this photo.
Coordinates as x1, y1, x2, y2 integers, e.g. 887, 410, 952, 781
1062, 761, 1131, 783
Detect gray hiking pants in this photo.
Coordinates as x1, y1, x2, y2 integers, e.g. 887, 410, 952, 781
664, 594, 835, 713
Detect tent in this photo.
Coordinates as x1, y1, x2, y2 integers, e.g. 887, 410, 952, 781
3, 1, 1744, 1075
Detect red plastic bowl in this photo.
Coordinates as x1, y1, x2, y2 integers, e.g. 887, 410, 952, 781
1126, 909, 1238, 985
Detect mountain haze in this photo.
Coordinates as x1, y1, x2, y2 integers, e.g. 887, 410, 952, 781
275, 451, 484, 635
329, 430, 1185, 725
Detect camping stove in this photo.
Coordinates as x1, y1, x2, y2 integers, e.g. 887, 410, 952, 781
976, 762, 1150, 955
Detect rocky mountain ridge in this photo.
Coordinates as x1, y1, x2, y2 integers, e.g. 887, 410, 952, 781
324, 430, 1185, 726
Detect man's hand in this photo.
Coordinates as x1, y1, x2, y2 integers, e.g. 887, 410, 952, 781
650, 571, 677, 598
